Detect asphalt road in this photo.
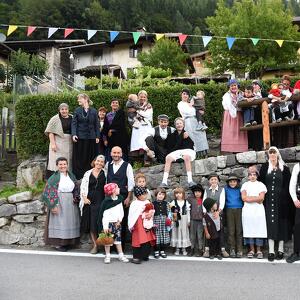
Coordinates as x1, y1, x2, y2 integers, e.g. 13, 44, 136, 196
0, 250, 300, 300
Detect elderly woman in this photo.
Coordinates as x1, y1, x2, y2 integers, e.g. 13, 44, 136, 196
79, 155, 106, 254
287, 162, 300, 263
160, 117, 196, 188
42, 157, 80, 252
130, 90, 154, 166
177, 88, 209, 159
221, 79, 248, 153
71, 93, 100, 179
45, 103, 72, 179
259, 146, 295, 261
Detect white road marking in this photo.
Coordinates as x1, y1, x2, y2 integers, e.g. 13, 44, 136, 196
0, 248, 299, 264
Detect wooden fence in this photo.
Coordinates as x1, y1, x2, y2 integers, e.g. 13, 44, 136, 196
0, 107, 16, 159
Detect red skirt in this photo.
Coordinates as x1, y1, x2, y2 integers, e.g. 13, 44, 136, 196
221, 111, 248, 153
131, 216, 156, 248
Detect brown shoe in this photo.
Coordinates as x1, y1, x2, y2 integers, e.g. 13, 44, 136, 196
90, 245, 98, 254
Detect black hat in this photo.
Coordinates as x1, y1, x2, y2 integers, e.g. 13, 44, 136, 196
157, 114, 169, 121
226, 173, 240, 183
203, 197, 217, 212
133, 186, 148, 197
190, 184, 204, 194
208, 173, 220, 181
181, 88, 190, 96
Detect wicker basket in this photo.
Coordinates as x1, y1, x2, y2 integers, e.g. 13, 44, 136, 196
96, 233, 115, 246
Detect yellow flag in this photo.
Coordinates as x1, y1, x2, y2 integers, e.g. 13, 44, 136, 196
275, 40, 284, 47
7, 25, 18, 36
156, 33, 164, 41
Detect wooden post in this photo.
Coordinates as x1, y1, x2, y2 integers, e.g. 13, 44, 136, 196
261, 100, 270, 150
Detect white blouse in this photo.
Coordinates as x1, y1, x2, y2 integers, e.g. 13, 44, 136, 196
241, 181, 267, 196
102, 202, 124, 230
58, 173, 75, 192
177, 101, 196, 118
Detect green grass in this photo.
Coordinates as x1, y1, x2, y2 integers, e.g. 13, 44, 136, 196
0, 180, 45, 198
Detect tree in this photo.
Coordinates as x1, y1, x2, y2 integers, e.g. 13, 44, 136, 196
138, 38, 189, 76
206, 0, 300, 77
0, 64, 6, 83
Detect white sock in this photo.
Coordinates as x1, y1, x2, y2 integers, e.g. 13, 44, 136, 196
205, 247, 209, 251
118, 252, 124, 257
268, 239, 275, 253
187, 171, 193, 182
278, 240, 284, 253
221, 247, 225, 251
162, 172, 169, 184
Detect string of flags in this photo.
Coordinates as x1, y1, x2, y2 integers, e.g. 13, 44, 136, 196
0, 23, 297, 49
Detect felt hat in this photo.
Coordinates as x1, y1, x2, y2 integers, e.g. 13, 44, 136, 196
133, 186, 148, 197
104, 183, 118, 196
208, 173, 220, 181
190, 183, 204, 194
157, 114, 169, 121
226, 173, 240, 182
203, 197, 217, 212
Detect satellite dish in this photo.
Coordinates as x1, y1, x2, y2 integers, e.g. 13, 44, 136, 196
0, 33, 7, 42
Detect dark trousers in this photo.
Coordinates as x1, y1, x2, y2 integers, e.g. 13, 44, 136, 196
294, 208, 300, 253
207, 235, 221, 256
133, 242, 151, 260
226, 208, 243, 252
120, 192, 129, 251
190, 219, 204, 250
145, 136, 168, 163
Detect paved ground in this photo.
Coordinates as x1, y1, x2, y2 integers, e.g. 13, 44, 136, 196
0, 248, 300, 300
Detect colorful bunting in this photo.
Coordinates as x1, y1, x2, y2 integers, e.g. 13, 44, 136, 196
7, 25, 18, 36
251, 38, 260, 46
226, 37, 236, 50
110, 31, 119, 42
132, 32, 142, 44
87, 30, 97, 40
179, 34, 188, 45
48, 27, 59, 38
202, 36, 212, 48
64, 28, 74, 38
156, 33, 164, 41
275, 40, 284, 47
27, 26, 36, 36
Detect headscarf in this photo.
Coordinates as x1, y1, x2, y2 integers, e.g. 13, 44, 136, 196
267, 146, 285, 174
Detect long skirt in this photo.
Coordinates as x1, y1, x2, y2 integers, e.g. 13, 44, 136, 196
47, 134, 73, 171
72, 139, 97, 179
130, 124, 153, 152
221, 111, 248, 153
45, 192, 80, 246
171, 215, 191, 248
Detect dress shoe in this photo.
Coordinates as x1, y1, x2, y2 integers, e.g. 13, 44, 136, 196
276, 251, 284, 260
189, 248, 195, 257
286, 253, 300, 263
132, 258, 141, 264
268, 253, 275, 262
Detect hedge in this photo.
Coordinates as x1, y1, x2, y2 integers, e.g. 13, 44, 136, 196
14, 77, 300, 158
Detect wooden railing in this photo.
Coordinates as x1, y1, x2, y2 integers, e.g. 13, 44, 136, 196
238, 95, 300, 149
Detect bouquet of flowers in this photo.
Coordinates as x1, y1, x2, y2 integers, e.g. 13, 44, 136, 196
96, 232, 115, 246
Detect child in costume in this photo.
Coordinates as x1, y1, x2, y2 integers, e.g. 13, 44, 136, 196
170, 187, 191, 255
128, 186, 156, 264
241, 85, 257, 127
99, 183, 129, 264
142, 202, 155, 230
188, 184, 204, 256
153, 187, 171, 258
126, 93, 147, 128
203, 197, 222, 260
191, 90, 208, 131
132, 173, 152, 202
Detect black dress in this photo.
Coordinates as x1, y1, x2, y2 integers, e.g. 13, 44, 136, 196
260, 164, 295, 242
81, 170, 106, 234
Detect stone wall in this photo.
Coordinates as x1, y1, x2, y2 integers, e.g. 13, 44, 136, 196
0, 146, 299, 247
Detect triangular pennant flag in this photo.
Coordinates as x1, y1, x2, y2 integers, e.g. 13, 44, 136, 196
27, 26, 37, 36
226, 37, 236, 50
87, 30, 97, 40
7, 25, 18, 36
132, 32, 142, 44
64, 28, 74, 38
156, 33, 164, 41
202, 36, 212, 47
251, 38, 259, 46
275, 40, 284, 47
48, 27, 59, 38
179, 34, 188, 45
110, 31, 119, 42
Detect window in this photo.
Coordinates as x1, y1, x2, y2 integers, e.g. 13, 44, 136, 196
93, 49, 103, 61
129, 45, 142, 58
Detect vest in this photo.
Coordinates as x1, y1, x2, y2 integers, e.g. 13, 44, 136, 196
153, 126, 172, 147
107, 161, 128, 196
205, 186, 223, 208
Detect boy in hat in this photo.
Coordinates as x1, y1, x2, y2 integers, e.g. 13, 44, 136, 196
188, 184, 205, 256
224, 174, 243, 258
203, 197, 222, 260
203, 173, 229, 258
145, 114, 175, 163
